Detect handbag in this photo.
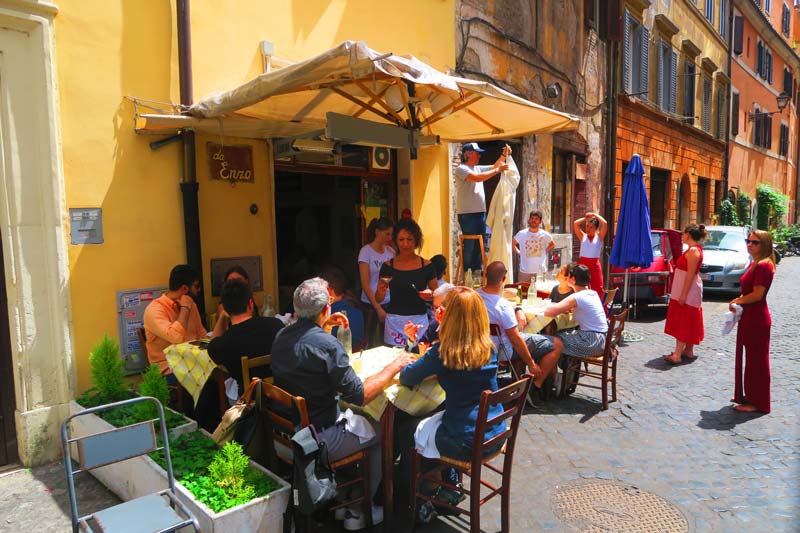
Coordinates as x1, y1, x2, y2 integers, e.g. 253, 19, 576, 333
212, 378, 271, 467
290, 424, 337, 515
211, 378, 259, 444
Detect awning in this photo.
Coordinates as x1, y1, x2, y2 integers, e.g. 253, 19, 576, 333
135, 40, 579, 144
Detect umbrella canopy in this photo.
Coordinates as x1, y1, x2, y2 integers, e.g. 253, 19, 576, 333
609, 154, 654, 269
135, 40, 579, 142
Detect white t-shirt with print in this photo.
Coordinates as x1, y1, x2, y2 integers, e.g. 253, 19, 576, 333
358, 244, 394, 305
478, 289, 517, 358
514, 229, 553, 274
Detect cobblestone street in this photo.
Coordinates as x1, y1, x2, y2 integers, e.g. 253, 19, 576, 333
1, 260, 798, 532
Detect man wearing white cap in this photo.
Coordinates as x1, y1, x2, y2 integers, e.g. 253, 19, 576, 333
455, 142, 511, 273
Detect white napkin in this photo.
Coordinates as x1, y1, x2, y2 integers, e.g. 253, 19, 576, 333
337, 408, 376, 444
274, 313, 297, 326
722, 304, 743, 335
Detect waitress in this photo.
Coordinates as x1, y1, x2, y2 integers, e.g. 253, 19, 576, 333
375, 218, 438, 346
573, 212, 608, 298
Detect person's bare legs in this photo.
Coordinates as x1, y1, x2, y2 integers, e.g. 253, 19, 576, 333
665, 340, 686, 363
534, 337, 563, 388
682, 343, 697, 360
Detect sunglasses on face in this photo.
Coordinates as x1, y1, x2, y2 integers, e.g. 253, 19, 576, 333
744, 239, 761, 246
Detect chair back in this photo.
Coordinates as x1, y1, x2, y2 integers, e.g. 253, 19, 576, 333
61, 397, 175, 526
241, 355, 272, 387
471, 375, 532, 467
602, 288, 619, 317
603, 309, 628, 359
261, 380, 310, 466
488, 323, 512, 362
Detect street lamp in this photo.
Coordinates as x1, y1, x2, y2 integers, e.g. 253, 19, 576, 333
748, 92, 791, 121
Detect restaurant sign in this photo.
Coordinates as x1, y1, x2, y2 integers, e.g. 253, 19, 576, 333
206, 142, 254, 183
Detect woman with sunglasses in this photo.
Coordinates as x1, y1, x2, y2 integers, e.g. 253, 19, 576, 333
663, 224, 707, 364
728, 230, 776, 413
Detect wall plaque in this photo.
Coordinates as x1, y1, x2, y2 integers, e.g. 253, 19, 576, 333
206, 142, 254, 183
70, 208, 104, 244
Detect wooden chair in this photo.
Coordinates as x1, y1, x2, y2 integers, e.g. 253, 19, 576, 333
490, 323, 536, 407
558, 309, 628, 410
241, 355, 272, 387
259, 380, 375, 530
602, 288, 619, 317
409, 376, 532, 533
61, 397, 199, 533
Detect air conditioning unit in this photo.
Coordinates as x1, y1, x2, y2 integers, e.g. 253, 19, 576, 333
371, 147, 392, 171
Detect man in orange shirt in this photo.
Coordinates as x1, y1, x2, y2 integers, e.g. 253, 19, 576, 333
143, 264, 207, 379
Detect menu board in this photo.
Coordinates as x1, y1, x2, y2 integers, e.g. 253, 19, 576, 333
116, 285, 167, 374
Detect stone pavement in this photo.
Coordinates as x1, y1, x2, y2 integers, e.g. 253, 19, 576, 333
1, 259, 797, 532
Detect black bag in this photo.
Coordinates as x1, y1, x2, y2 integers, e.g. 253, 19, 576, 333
290, 425, 337, 515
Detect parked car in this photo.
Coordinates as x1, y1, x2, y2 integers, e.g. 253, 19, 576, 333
609, 229, 683, 307
699, 225, 751, 296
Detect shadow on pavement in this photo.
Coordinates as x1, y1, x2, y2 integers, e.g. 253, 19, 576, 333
530, 395, 604, 423
697, 406, 766, 431
643, 355, 699, 370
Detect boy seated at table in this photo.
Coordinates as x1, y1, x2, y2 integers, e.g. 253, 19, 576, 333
549, 264, 575, 303
545, 264, 608, 359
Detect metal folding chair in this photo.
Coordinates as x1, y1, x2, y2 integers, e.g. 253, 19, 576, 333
61, 396, 198, 533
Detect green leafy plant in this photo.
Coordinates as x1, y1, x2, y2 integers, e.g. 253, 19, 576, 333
135, 364, 171, 421
756, 183, 789, 230
87, 334, 126, 403
150, 432, 277, 513
736, 191, 752, 227
772, 224, 800, 243
719, 198, 740, 226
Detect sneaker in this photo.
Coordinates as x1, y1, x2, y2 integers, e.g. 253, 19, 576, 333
334, 506, 348, 521
343, 505, 384, 530
417, 501, 438, 524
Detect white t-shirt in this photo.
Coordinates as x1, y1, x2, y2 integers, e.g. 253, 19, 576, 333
478, 289, 517, 357
572, 290, 608, 333
358, 244, 394, 305
580, 233, 603, 258
454, 164, 492, 214
514, 229, 553, 274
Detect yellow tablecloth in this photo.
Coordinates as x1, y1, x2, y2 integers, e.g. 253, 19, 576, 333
349, 346, 445, 420
163, 341, 216, 406
522, 305, 577, 334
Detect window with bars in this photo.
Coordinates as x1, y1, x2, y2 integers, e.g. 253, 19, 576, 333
623, 10, 649, 97
684, 61, 696, 125
705, 0, 714, 23
782, 4, 791, 36
657, 39, 677, 113
703, 77, 712, 132
779, 123, 789, 156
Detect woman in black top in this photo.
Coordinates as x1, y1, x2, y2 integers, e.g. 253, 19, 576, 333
376, 218, 438, 346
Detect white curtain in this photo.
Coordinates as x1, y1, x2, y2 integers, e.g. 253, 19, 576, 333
486, 156, 520, 282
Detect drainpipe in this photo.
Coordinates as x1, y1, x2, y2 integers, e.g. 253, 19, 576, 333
177, 0, 205, 320
604, 39, 620, 284
722, 0, 734, 218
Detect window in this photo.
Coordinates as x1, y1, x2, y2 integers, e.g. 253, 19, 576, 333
623, 10, 650, 97
757, 41, 774, 83
733, 15, 743, 54
784, 68, 793, 97
715, 86, 725, 139
731, 91, 740, 136
697, 178, 709, 224
657, 39, 677, 113
703, 77, 712, 132
779, 123, 789, 156
720, 0, 728, 38
766, 0, 771, 13
752, 106, 772, 149
782, 4, 791, 36
684, 61, 696, 125
706, 0, 714, 23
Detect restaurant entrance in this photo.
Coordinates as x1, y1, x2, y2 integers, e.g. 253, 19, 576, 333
0, 236, 18, 467
274, 149, 395, 311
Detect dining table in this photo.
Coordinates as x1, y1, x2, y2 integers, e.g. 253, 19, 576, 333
346, 345, 445, 522
521, 299, 577, 335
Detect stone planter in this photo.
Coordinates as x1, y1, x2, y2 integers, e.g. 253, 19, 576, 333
66, 401, 290, 532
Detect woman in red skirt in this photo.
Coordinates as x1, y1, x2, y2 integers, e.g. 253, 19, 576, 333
573, 212, 608, 298
729, 229, 776, 413
663, 224, 707, 363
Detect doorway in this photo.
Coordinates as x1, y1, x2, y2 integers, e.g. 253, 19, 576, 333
274, 161, 395, 311
677, 174, 692, 229
0, 233, 17, 467
649, 168, 669, 229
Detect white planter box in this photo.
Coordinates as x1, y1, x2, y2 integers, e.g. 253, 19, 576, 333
67, 401, 290, 532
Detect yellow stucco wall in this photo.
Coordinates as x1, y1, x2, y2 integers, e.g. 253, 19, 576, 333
56, 0, 455, 391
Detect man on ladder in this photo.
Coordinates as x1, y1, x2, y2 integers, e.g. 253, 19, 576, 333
455, 142, 511, 278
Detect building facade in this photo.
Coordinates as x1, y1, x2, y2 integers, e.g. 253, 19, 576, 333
729, 0, 799, 225
454, 0, 608, 268
0, 0, 457, 466
616, 0, 729, 231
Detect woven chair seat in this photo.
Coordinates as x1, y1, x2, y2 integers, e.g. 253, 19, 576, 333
438, 443, 506, 472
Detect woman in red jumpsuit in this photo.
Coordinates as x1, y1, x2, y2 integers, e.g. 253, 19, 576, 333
729, 229, 776, 413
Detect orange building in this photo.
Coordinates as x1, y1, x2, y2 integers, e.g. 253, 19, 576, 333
729, 0, 799, 224
615, 1, 728, 231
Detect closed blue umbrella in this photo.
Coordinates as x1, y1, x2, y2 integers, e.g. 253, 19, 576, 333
610, 154, 653, 308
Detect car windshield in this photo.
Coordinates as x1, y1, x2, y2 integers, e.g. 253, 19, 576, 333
704, 229, 747, 252
651, 232, 663, 257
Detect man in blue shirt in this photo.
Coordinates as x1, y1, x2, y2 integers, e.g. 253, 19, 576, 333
271, 277, 414, 529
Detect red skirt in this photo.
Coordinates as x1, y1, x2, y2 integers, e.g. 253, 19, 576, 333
578, 256, 604, 299
664, 300, 704, 345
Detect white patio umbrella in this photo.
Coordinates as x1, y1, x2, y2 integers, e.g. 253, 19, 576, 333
486, 155, 520, 281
